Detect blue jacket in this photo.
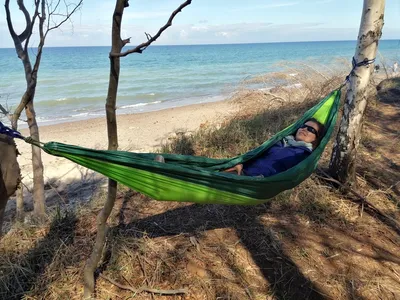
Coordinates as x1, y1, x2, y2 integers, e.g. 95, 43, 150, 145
242, 140, 312, 177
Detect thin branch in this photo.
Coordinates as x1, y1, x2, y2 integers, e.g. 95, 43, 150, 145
0, 104, 13, 123
145, 32, 152, 41
316, 168, 400, 231
110, 0, 192, 57
32, 0, 83, 77
99, 274, 188, 295
122, 37, 131, 46
49, 0, 62, 16
137, 255, 155, 300
46, 0, 83, 32
23, 1, 41, 54
0, 104, 9, 116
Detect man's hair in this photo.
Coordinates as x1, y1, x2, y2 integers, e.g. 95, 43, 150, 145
305, 118, 325, 149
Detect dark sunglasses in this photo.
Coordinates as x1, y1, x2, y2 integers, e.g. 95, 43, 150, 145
300, 124, 318, 137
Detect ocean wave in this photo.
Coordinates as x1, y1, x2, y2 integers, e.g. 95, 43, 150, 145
119, 100, 162, 109
71, 112, 89, 118
36, 96, 105, 107
71, 112, 105, 118
36, 116, 71, 123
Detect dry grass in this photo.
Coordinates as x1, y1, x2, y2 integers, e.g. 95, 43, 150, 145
1, 70, 399, 299
162, 64, 345, 158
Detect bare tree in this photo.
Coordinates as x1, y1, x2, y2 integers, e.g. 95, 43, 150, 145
329, 0, 386, 185
83, 0, 192, 297
4, 0, 83, 219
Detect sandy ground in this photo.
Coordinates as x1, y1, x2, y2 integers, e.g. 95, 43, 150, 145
14, 99, 238, 195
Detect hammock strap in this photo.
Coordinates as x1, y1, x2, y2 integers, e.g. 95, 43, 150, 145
338, 56, 376, 90
0, 121, 24, 140
0, 121, 43, 147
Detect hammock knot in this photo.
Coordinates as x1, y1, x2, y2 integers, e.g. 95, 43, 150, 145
339, 56, 376, 90
24, 136, 43, 148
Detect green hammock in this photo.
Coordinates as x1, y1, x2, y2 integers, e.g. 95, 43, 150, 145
33, 89, 341, 205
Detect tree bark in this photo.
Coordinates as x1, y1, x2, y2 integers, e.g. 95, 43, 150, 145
83, 0, 126, 297
0, 134, 21, 235
329, 0, 386, 185
16, 185, 24, 221
26, 101, 46, 218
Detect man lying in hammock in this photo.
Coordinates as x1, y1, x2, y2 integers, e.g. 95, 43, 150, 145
223, 118, 324, 177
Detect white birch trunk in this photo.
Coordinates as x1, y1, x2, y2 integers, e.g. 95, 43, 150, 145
329, 0, 386, 185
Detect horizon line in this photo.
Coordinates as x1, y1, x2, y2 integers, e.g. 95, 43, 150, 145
1, 39, 399, 49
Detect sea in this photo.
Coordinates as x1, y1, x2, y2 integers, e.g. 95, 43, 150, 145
0, 40, 399, 127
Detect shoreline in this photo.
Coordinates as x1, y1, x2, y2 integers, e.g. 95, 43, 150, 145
18, 92, 233, 129
15, 97, 239, 191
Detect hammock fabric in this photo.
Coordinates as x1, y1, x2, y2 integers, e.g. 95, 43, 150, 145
32, 90, 341, 205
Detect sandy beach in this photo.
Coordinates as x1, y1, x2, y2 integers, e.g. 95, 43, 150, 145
14, 99, 239, 195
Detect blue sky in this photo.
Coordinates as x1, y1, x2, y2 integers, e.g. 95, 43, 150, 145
0, 0, 399, 47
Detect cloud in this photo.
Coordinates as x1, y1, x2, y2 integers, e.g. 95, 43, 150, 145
141, 22, 331, 45
180, 29, 188, 38
2, 17, 399, 48
215, 31, 235, 38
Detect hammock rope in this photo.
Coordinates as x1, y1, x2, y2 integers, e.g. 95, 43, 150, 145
338, 56, 376, 89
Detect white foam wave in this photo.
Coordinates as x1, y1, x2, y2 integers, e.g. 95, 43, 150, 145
71, 112, 89, 118
119, 100, 161, 109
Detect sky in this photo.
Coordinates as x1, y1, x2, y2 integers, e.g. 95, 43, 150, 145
0, 0, 399, 48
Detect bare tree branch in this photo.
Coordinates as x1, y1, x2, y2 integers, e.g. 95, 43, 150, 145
32, 0, 83, 79
46, 0, 82, 32
49, 0, 62, 16
0, 104, 8, 116
122, 37, 131, 46
23, 1, 41, 54
145, 32, 152, 41
6, 0, 82, 129
110, 0, 192, 57
39, 0, 46, 44
99, 274, 188, 295
0, 104, 12, 122
5, 0, 20, 48
16, 0, 33, 42
316, 168, 400, 231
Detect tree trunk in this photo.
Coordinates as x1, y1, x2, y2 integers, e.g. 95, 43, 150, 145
83, 0, 126, 297
26, 101, 46, 218
0, 134, 21, 235
329, 0, 386, 185
16, 185, 24, 221
6, 0, 82, 222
